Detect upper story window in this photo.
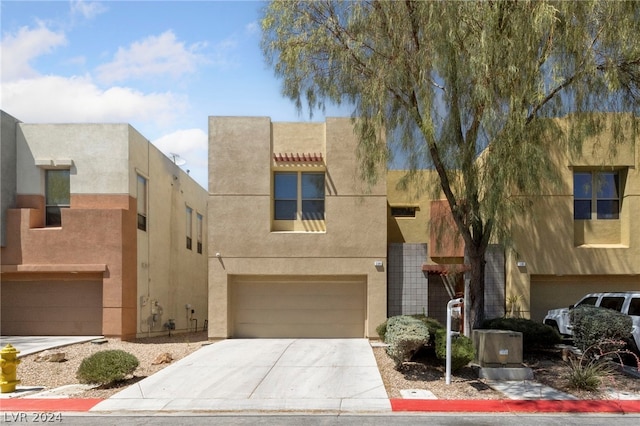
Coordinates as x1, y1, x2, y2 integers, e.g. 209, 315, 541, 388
196, 212, 203, 254
274, 171, 325, 231
574, 171, 620, 220
45, 169, 70, 227
186, 206, 193, 250
137, 175, 148, 231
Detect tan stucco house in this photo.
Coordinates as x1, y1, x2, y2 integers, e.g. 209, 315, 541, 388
207, 117, 387, 338
1, 110, 208, 339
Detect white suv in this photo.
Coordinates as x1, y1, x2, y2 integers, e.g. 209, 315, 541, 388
543, 291, 640, 352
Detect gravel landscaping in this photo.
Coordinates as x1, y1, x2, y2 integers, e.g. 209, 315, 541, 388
12, 332, 640, 400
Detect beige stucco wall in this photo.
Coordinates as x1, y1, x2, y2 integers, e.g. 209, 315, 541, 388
129, 127, 208, 337
208, 116, 387, 338
507, 114, 640, 319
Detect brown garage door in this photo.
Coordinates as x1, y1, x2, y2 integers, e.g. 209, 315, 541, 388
1, 279, 102, 335
231, 276, 366, 338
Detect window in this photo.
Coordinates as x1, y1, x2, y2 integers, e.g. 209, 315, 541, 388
628, 298, 640, 316
574, 171, 620, 220
196, 213, 203, 254
137, 175, 147, 231
274, 172, 325, 221
391, 207, 417, 217
45, 169, 70, 227
186, 206, 193, 250
600, 297, 625, 312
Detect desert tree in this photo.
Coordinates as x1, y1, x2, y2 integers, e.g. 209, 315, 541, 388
262, 0, 640, 330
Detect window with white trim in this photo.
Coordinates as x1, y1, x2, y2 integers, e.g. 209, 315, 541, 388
574, 171, 620, 220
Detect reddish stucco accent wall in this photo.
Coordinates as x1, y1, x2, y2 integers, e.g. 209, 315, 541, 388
429, 200, 465, 258
0, 194, 138, 339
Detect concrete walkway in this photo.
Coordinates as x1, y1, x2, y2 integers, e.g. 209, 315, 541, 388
91, 339, 391, 413
0, 336, 102, 357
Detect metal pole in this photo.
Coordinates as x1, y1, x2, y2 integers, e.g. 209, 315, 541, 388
446, 297, 464, 385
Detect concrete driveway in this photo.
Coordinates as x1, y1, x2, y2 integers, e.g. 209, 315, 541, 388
91, 339, 391, 413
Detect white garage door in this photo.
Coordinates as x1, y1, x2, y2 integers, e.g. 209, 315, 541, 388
1, 279, 103, 335
231, 276, 366, 338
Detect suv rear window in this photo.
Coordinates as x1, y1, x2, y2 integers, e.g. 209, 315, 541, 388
600, 297, 625, 312
628, 298, 640, 316
576, 297, 598, 307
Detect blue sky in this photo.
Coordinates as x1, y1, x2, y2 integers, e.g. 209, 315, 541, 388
1, 1, 351, 189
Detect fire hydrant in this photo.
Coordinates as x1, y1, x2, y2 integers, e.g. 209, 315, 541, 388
0, 344, 21, 393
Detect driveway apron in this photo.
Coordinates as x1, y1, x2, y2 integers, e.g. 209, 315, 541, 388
90, 339, 391, 413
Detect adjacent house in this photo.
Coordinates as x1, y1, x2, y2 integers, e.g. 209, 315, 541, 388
207, 117, 387, 338
0, 110, 208, 339
508, 114, 640, 321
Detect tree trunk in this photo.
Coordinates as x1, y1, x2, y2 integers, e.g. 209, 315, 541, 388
464, 244, 486, 334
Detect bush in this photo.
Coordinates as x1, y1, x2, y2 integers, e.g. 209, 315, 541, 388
385, 315, 430, 369
481, 317, 562, 352
434, 329, 475, 372
76, 350, 139, 385
411, 315, 445, 346
569, 305, 632, 352
376, 320, 387, 341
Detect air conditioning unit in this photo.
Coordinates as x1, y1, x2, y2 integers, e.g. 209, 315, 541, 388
473, 330, 523, 367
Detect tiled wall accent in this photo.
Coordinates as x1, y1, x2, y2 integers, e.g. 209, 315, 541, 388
387, 243, 429, 317
484, 244, 506, 319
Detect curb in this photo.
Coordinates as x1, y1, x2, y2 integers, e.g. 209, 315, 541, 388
391, 399, 640, 413
0, 399, 103, 412
2, 398, 640, 413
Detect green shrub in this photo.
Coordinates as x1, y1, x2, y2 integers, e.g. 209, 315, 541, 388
385, 315, 430, 369
434, 329, 475, 372
481, 317, 562, 352
569, 305, 632, 352
376, 320, 388, 341
411, 315, 445, 345
76, 350, 139, 385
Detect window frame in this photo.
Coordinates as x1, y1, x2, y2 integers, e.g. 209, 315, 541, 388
273, 170, 326, 231
137, 174, 148, 231
196, 212, 203, 254
573, 170, 621, 220
186, 205, 193, 250
45, 169, 70, 227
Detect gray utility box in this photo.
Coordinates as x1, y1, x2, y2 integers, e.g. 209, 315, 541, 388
473, 329, 523, 367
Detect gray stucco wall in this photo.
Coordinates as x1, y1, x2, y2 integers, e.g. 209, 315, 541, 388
1, 111, 20, 247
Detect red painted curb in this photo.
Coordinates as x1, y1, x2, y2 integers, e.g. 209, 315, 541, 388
0, 399, 103, 412
391, 399, 640, 413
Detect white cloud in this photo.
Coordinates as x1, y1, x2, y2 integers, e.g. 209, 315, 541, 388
0, 23, 67, 81
95, 30, 207, 84
70, 1, 108, 20
1, 75, 186, 126
152, 129, 208, 189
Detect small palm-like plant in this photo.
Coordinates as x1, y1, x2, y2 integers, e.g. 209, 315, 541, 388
565, 339, 640, 391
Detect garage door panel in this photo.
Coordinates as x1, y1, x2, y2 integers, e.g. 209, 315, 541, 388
231, 277, 366, 338
1, 280, 102, 336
